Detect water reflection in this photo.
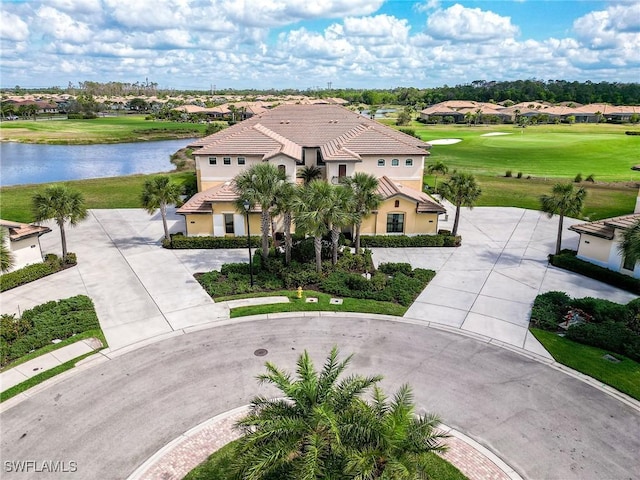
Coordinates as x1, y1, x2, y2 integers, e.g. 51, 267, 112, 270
0, 138, 198, 186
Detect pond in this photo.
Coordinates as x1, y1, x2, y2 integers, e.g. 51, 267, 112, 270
0, 138, 198, 187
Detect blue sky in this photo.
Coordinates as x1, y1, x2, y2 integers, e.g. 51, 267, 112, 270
1, 0, 638, 91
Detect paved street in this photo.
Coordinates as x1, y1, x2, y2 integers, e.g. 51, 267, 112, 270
1, 317, 638, 479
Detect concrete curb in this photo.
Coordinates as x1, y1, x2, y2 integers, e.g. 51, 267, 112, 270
2, 313, 638, 415
126, 405, 524, 480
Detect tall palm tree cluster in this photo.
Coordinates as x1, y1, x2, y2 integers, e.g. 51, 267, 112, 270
234, 347, 447, 480
233, 164, 382, 273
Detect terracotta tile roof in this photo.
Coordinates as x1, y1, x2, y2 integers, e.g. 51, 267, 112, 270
188, 104, 430, 160
176, 183, 263, 214
0, 219, 51, 241
376, 176, 446, 214
569, 213, 640, 240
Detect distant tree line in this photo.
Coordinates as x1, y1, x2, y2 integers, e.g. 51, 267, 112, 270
3, 79, 639, 106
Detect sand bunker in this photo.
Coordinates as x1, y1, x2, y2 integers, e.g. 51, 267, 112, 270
480, 132, 512, 137
427, 138, 462, 145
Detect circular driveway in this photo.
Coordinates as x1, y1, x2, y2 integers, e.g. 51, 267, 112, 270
1, 316, 638, 479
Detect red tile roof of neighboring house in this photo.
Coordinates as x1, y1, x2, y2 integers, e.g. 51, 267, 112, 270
376, 176, 446, 214
0, 219, 52, 241
569, 213, 640, 240
188, 104, 430, 162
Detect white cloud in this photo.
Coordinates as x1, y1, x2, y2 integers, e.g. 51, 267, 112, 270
425, 4, 519, 42
0, 0, 638, 90
573, 3, 640, 49
0, 12, 30, 42
36, 6, 94, 44
220, 0, 384, 27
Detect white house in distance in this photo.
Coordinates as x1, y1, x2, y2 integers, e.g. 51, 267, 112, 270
569, 213, 640, 279
0, 219, 51, 272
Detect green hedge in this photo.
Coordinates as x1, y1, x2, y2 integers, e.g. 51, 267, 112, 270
359, 234, 461, 248
321, 264, 435, 306
549, 250, 640, 294
163, 234, 261, 249
0, 254, 77, 292
0, 295, 99, 367
529, 291, 640, 362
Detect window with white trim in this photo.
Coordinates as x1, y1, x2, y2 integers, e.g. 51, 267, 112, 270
405, 158, 413, 166
377, 159, 385, 167
224, 214, 234, 234
238, 157, 246, 165
208, 157, 217, 165
391, 159, 399, 167
223, 157, 231, 165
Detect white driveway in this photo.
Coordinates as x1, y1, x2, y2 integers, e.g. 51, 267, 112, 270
372, 205, 636, 358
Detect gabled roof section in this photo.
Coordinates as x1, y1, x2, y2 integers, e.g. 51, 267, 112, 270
376, 177, 446, 214
176, 183, 263, 214
187, 104, 431, 159
254, 123, 302, 161
0, 219, 52, 241
569, 213, 640, 240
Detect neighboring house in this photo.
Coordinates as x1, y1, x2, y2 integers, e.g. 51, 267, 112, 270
569, 213, 640, 278
0, 220, 52, 272
177, 104, 445, 238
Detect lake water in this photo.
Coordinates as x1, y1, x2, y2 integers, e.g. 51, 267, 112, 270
0, 138, 198, 186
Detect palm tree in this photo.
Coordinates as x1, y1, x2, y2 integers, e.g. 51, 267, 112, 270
440, 172, 481, 236
344, 173, 381, 252
234, 347, 383, 480
327, 186, 354, 265
298, 165, 322, 185
0, 228, 15, 273
619, 218, 640, 267
234, 163, 286, 259
271, 182, 297, 265
540, 183, 587, 255
140, 175, 182, 242
343, 385, 448, 479
32, 185, 88, 258
293, 180, 334, 272
426, 161, 449, 195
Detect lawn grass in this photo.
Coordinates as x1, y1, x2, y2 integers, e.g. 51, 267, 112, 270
0, 171, 195, 223
0, 115, 207, 144
394, 121, 640, 183
228, 290, 407, 318
184, 439, 467, 480
0, 328, 106, 372
424, 174, 636, 221
530, 328, 640, 400
0, 350, 99, 402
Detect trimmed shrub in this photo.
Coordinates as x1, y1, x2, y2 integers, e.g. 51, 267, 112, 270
505, 170, 512, 177
574, 173, 583, 183
517, 172, 523, 179
566, 321, 640, 361
530, 291, 571, 330
570, 297, 631, 324
1, 260, 60, 292
359, 234, 460, 248
164, 235, 260, 249
1, 295, 99, 367
378, 263, 412, 276
549, 251, 640, 294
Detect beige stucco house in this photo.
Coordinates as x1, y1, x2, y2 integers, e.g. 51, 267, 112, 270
177, 104, 445, 238
0, 220, 51, 272
569, 213, 640, 278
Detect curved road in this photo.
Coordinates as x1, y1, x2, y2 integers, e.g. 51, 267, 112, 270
1, 316, 639, 479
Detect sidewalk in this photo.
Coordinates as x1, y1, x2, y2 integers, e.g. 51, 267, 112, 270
0, 337, 103, 392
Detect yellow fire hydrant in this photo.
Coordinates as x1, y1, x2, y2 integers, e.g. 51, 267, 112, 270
297, 286, 303, 299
